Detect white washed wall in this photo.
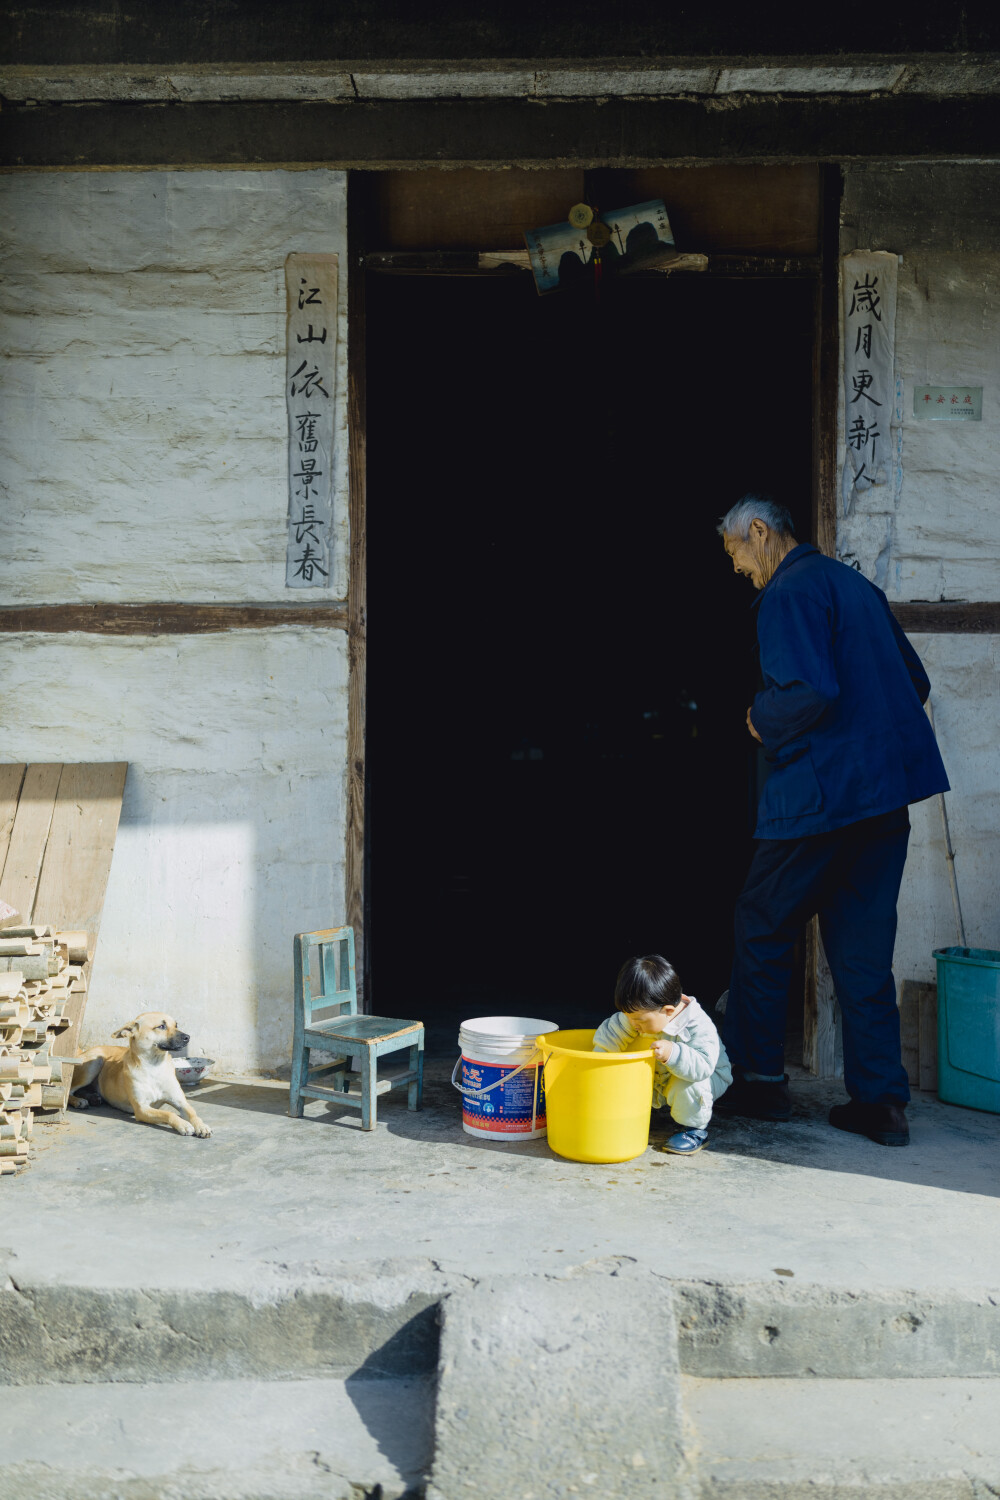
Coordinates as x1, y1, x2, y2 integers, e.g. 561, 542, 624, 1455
838, 170, 1000, 985
0, 630, 348, 1072
0, 170, 351, 1072
899, 635, 1000, 980
0, 170, 349, 600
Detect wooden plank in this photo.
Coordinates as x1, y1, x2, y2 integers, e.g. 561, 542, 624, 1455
309, 1016, 421, 1044
32, 763, 127, 938
347, 172, 369, 1008
368, 167, 586, 252
898, 979, 921, 1089
587, 165, 821, 256
918, 982, 939, 1093
891, 602, 1000, 635
35, 762, 127, 1086
0, 602, 348, 635
0, 765, 27, 895
0, 764, 63, 924
50, 983, 88, 1070
365, 249, 815, 278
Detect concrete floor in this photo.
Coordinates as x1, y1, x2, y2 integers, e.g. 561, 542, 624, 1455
6, 1058, 1000, 1498
9, 1057, 1000, 1297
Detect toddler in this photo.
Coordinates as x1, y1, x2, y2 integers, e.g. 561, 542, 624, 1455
593, 954, 733, 1155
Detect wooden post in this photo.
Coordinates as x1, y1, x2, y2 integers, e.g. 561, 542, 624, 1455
803, 916, 842, 1078
898, 979, 921, 1089
803, 165, 842, 1072
346, 173, 369, 1009
918, 983, 939, 1093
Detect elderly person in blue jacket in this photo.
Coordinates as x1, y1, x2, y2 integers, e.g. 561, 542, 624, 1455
716, 495, 949, 1146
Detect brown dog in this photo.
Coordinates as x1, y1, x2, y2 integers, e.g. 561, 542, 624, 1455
68, 1012, 212, 1137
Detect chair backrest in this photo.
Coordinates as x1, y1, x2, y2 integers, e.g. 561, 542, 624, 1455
294, 926, 357, 1020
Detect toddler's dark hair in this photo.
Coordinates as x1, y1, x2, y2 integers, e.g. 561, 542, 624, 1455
614, 955, 681, 1013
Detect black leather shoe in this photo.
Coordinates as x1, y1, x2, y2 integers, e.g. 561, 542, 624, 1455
829, 1099, 909, 1147
715, 1074, 792, 1122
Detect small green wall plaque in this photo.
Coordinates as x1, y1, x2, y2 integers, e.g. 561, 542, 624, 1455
913, 386, 982, 419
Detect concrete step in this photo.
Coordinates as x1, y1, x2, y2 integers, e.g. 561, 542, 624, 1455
0, 1374, 434, 1500
4, 1269, 998, 1387
684, 1375, 1000, 1498
0, 1263, 444, 1385
673, 1280, 1000, 1380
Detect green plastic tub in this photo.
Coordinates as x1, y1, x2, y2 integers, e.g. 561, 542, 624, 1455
933, 946, 1000, 1114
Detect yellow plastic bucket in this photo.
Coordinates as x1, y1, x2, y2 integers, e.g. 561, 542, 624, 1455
538, 1028, 655, 1163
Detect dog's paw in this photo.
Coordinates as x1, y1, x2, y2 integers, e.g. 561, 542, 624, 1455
172, 1119, 196, 1136
68, 1096, 88, 1109
193, 1122, 212, 1138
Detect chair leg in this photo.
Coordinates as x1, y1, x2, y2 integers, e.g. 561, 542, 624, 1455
408, 1040, 423, 1111
289, 1041, 308, 1118
361, 1046, 376, 1131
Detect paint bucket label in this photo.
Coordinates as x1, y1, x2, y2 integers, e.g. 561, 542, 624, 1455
461, 1055, 546, 1135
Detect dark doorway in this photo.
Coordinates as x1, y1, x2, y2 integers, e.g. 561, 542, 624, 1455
366, 271, 814, 1042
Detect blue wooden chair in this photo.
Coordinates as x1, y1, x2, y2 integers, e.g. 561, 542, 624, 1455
289, 925, 424, 1129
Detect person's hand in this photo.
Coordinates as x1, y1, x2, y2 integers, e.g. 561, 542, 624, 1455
651, 1038, 676, 1065
746, 707, 762, 743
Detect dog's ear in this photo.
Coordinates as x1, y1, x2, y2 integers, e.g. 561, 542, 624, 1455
112, 1021, 140, 1040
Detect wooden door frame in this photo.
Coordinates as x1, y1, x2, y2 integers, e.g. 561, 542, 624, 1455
345, 165, 840, 1028
345, 173, 370, 1004
803, 162, 844, 1076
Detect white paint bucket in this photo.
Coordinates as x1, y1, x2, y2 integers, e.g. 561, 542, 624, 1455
451, 1015, 558, 1141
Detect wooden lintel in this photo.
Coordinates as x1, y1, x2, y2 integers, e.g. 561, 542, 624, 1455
700, 253, 821, 277
891, 601, 1000, 634
365, 249, 819, 278
0, 602, 349, 635
5, 95, 1000, 171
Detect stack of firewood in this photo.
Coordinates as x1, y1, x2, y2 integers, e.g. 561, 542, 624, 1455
0, 927, 88, 1175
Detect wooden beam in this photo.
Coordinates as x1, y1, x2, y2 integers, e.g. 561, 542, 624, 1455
365, 249, 819, 277
37, 762, 128, 1070
346, 173, 369, 1007
890, 601, 1000, 634
1, 599, 988, 643
0, 602, 348, 635
812, 163, 841, 560
0, 765, 63, 925
5, 95, 1000, 170
0, 767, 27, 899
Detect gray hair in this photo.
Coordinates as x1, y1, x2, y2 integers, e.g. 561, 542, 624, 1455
716, 494, 795, 541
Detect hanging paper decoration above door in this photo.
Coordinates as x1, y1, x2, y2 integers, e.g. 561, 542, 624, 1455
524, 200, 675, 294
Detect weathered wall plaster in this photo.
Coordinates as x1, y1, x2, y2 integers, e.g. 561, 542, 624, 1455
0, 170, 351, 1071
0, 630, 348, 1072
839, 164, 1000, 984
900, 635, 1000, 980
0, 169, 349, 601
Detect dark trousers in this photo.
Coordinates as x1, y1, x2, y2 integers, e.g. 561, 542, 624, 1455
723, 806, 911, 1104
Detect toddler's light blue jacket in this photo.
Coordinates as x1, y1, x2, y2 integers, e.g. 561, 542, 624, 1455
593, 997, 733, 1110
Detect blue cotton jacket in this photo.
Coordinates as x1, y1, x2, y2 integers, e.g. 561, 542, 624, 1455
750, 545, 949, 839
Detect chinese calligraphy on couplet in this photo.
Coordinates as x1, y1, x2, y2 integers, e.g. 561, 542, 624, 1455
842, 251, 897, 511
285, 253, 338, 587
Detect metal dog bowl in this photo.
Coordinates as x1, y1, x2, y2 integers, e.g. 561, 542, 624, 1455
174, 1056, 214, 1088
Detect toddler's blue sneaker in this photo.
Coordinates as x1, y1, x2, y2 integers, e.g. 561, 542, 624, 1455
661, 1127, 708, 1155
